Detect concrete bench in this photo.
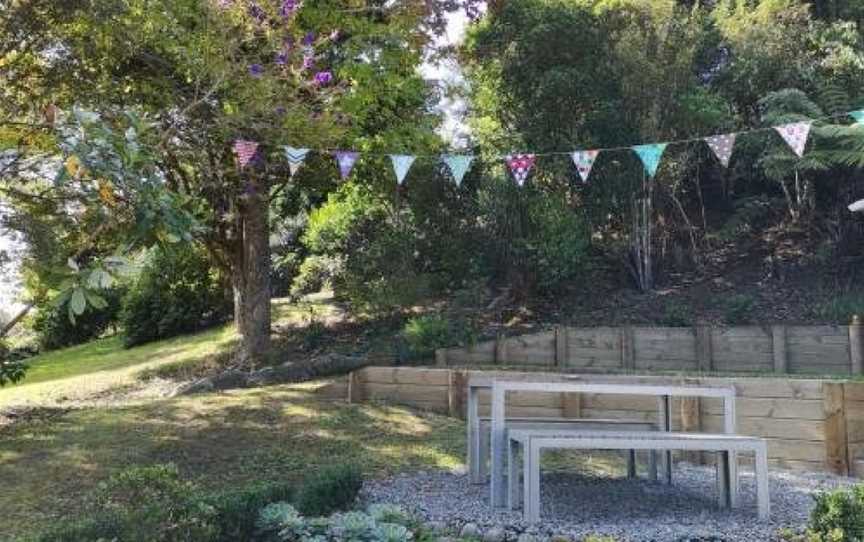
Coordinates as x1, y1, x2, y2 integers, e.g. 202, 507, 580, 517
472, 417, 659, 483
508, 429, 769, 522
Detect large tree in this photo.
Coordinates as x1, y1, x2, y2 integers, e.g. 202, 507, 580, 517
0, 0, 449, 363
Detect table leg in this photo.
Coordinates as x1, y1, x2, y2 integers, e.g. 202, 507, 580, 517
649, 450, 658, 481
468, 386, 482, 484
755, 445, 770, 520
508, 439, 520, 510
479, 424, 490, 482
724, 395, 739, 508
526, 440, 541, 522
717, 451, 731, 509
627, 450, 637, 479
659, 395, 673, 484
491, 386, 507, 508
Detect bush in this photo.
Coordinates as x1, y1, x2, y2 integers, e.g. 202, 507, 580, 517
290, 255, 341, 299
818, 292, 864, 325
721, 294, 756, 325
31, 289, 124, 351
121, 247, 231, 347
296, 464, 363, 517
808, 485, 864, 542
402, 314, 455, 360
256, 503, 413, 542
206, 481, 294, 541
0, 339, 27, 386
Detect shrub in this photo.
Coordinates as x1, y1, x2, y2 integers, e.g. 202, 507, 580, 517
402, 314, 454, 360
818, 292, 864, 325
121, 246, 231, 347
660, 300, 692, 327
808, 485, 864, 542
290, 255, 341, 299
296, 463, 363, 517
721, 294, 755, 325
31, 288, 124, 351
256, 503, 413, 542
206, 481, 294, 541
0, 339, 27, 386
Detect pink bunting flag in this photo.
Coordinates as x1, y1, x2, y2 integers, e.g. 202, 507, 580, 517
704, 133, 737, 168
232, 140, 259, 169
571, 150, 599, 182
334, 151, 359, 180
774, 122, 812, 158
506, 154, 536, 187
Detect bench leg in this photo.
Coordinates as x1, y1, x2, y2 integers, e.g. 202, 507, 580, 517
627, 450, 637, 479
729, 451, 739, 509
478, 425, 490, 484
648, 450, 658, 481
717, 451, 731, 509
508, 439, 520, 510
755, 446, 770, 520
524, 441, 541, 523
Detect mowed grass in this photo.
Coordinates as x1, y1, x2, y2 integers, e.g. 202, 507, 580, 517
0, 298, 338, 407
0, 381, 465, 540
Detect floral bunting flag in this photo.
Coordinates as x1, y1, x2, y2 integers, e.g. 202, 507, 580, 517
506, 154, 536, 187
442, 154, 474, 186
633, 143, 667, 178
283, 146, 310, 177
333, 151, 359, 180
389, 154, 416, 186
233, 140, 259, 169
850, 110, 864, 125
704, 133, 737, 168
774, 122, 811, 158
571, 150, 600, 182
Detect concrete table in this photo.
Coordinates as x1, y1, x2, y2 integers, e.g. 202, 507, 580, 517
488, 380, 738, 509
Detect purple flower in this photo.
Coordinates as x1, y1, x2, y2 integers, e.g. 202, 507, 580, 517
249, 63, 264, 77
302, 32, 315, 46
275, 106, 287, 116
302, 54, 314, 70
275, 52, 289, 65
314, 71, 333, 86
279, 0, 298, 17
283, 36, 294, 50
248, 2, 265, 22
216, 0, 234, 9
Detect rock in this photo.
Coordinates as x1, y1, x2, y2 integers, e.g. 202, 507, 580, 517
461, 523, 481, 538
247, 367, 277, 386
425, 521, 447, 534
483, 526, 506, 542
516, 534, 536, 542
175, 377, 215, 395
210, 369, 249, 390
549, 535, 571, 542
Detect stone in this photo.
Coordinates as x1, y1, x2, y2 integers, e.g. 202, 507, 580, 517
461, 523, 481, 538
483, 526, 506, 542
425, 521, 447, 534
176, 377, 215, 395
549, 535, 571, 542
517, 534, 536, 542
210, 369, 249, 390
247, 367, 277, 386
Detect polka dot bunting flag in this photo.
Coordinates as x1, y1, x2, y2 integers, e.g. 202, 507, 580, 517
506, 154, 536, 187
232, 140, 259, 170
774, 122, 812, 158
571, 150, 600, 182
704, 133, 737, 168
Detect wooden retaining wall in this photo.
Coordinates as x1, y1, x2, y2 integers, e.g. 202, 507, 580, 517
331, 366, 864, 476
436, 322, 864, 377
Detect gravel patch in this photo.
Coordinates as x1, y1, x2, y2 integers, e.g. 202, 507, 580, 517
363, 462, 856, 541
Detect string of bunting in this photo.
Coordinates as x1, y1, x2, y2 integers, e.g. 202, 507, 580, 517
233, 109, 864, 186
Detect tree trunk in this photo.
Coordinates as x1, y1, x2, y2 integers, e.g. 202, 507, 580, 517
0, 304, 32, 339
233, 175, 272, 367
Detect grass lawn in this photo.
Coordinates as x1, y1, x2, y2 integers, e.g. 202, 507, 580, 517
0, 381, 465, 540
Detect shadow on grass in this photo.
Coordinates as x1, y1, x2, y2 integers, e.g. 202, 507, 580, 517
0, 384, 464, 540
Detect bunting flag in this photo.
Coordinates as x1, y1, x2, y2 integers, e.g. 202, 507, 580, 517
774, 122, 812, 157
571, 150, 599, 183
633, 143, 667, 178
506, 154, 536, 187
233, 140, 259, 169
334, 151, 359, 180
389, 154, 416, 186
704, 133, 737, 168
850, 110, 864, 125
443, 154, 474, 186
283, 146, 310, 177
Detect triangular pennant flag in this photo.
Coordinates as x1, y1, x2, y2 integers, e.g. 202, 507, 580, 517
333, 151, 359, 180
704, 133, 737, 168
283, 146, 310, 177
389, 154, 416, 186
233, 140, 259, 169
442, 155, 474, 186
850, 110, 864, 125
506, 154, 536, 187
571, 150, 600, 182
774, 122, 811, 158
632, 143, 667, 178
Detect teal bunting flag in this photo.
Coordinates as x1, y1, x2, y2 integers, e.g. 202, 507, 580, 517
389, 154, 416, 186
633, 143, 667, 178
442, 154, 474, 186
850, 110, 864, 125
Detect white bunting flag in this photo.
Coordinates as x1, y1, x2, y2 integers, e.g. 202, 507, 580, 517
283, 146, 310, 177
774, 122, 812, 158
571, 150, 599, 182
389, 154, 416, 186
704, 133, 737, 168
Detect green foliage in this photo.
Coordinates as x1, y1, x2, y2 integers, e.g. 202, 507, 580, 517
0, 339, 27, 386
808, 485, 864, 542
31, 288, 124, 351
402, 314, 455, 360
660, 300, 692, 327
205, 482, 294, 542
721, 294, 756, 325
121, 247, 231, 347
295, 464, 363, 517
818, 292, 864, 324
257, 503, 413, 542
290, 255, 341, 299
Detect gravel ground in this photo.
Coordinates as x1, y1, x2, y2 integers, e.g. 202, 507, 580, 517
363, 462, 856, 542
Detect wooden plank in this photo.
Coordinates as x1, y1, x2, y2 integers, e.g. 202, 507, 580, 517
477, 405, 563, 418
359, 366, 451, 386
702, 397, 825, 421
347, 371, 362, 403
449, 370, 468, 419
504, 332, 556, 365
851, 316, 863, 375
681, 396, 702, 463
702, 415, 825, 441
555, 327, 567, 367
695, 324, 712, 372
621, 326, 635, 371
712, 327, 774, 339
561, 393, 582, 418
772, 325, 788, 374
474, 389, 565, 409
495, 333, 507, 364
824, 383, 849, 475
363, 382, 449, 405
704, 378, 825, 400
